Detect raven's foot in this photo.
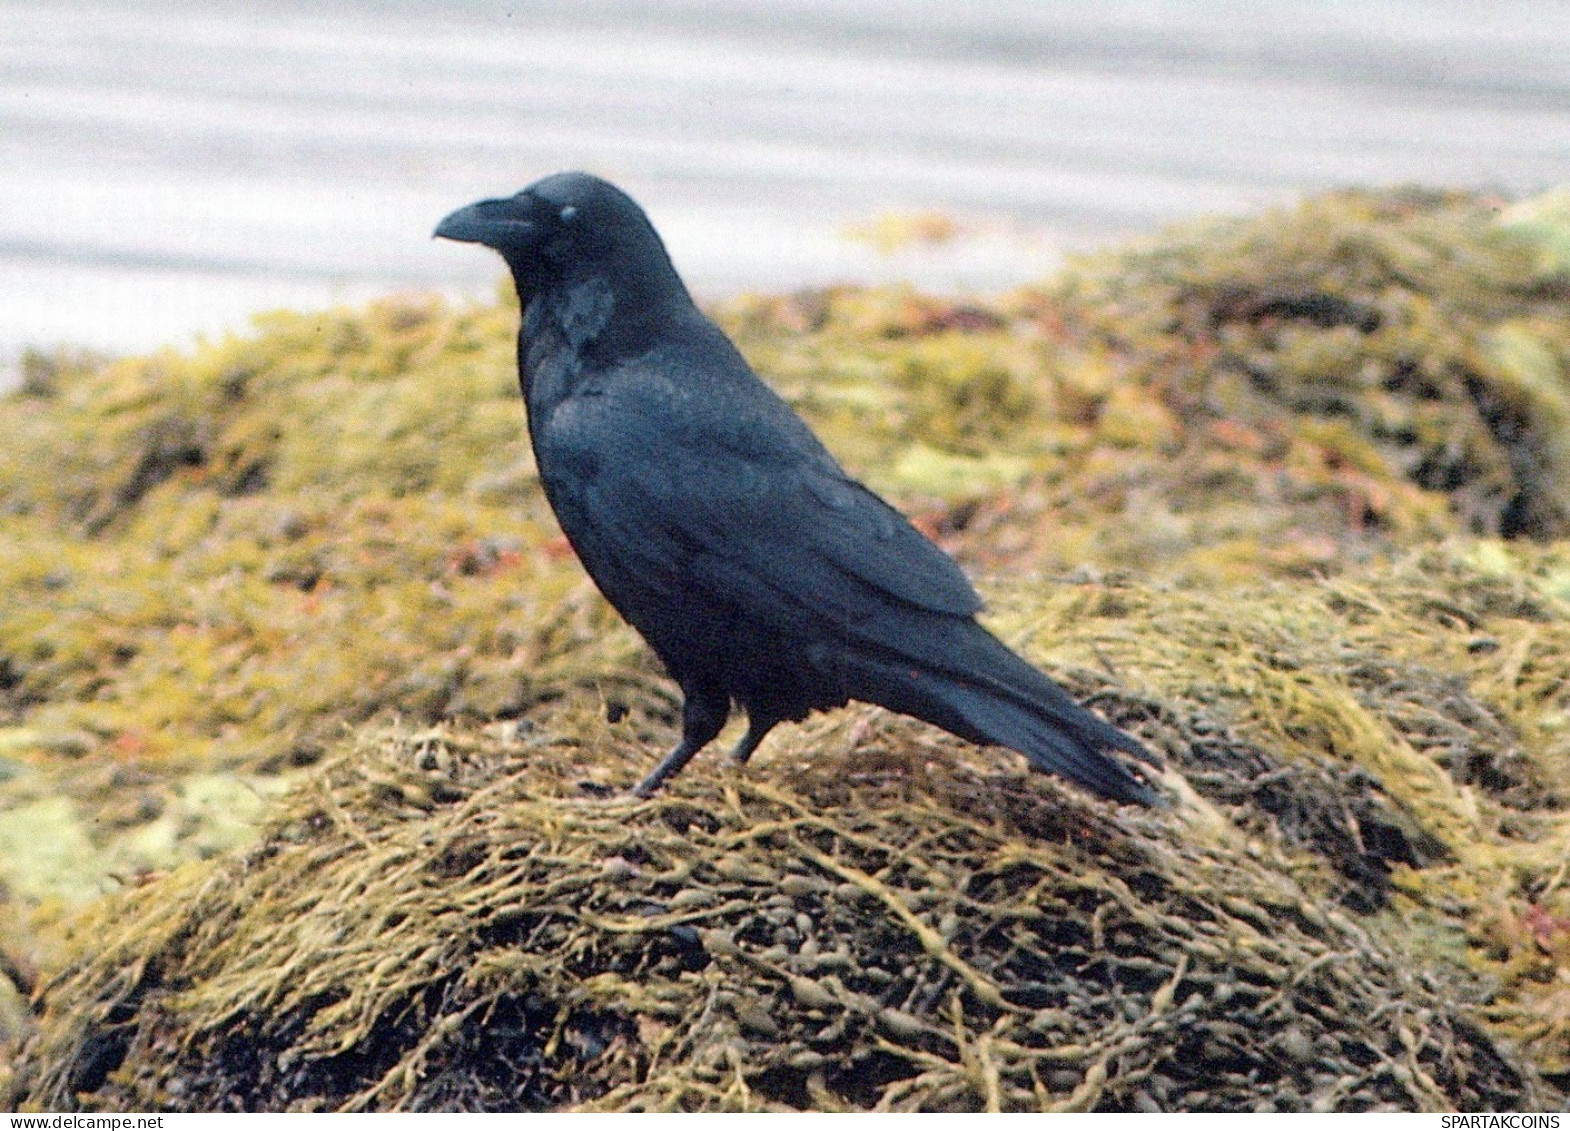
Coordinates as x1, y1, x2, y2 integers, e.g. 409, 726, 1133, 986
725, 715, 778, 767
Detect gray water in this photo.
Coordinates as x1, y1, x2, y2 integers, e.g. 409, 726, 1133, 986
3, 0, 1569, 368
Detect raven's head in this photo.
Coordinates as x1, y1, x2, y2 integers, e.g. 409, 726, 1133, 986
436, 171, 682, 302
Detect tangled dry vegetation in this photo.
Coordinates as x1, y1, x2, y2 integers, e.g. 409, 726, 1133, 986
0, 710, 1551, 1111
3, 186, 1570, 1110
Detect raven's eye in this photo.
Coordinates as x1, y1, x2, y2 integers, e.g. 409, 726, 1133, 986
560, 205, 578, 223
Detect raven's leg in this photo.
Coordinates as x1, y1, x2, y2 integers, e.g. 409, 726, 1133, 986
632, 688, 729, 797
727, 713, 779, 766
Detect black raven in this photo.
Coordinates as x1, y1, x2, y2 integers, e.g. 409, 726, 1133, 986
435, 172, 1160, 804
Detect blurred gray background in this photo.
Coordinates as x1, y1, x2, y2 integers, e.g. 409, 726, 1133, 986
4, 0, 1568, 365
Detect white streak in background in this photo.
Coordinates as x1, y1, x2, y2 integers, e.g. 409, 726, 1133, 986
1, 0, 1568, 368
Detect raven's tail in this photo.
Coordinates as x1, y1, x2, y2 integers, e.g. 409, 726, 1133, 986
842, 621, 1161, 806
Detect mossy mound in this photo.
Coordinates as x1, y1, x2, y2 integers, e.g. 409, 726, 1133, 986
1037, 187, 1570, 544
0, 294, 586, 775
6, 719, 1547, 1112
11, 541, 1570, 1111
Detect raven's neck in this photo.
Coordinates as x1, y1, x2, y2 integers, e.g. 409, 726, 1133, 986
519, 248, 694, 348
514, 262, 698, 409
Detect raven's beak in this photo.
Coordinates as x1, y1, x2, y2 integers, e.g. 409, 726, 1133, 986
434, 197, 538, 248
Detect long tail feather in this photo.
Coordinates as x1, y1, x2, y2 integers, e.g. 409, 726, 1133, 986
843, 621, 1161, 805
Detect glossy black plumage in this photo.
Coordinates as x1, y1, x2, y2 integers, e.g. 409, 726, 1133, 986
436, 172, 1160, 803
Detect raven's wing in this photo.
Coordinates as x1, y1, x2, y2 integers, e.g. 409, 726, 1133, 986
534, 353, 982, 626
666, 446, 982, 623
